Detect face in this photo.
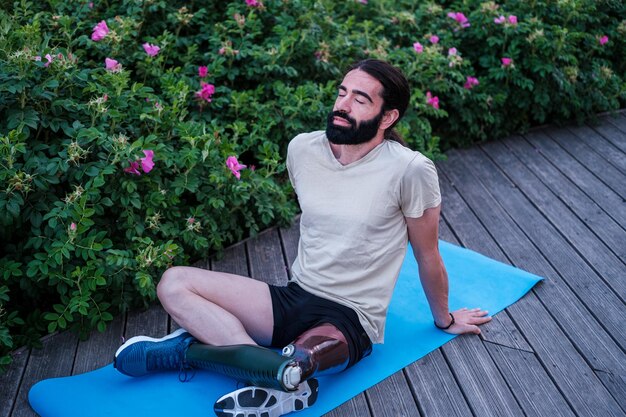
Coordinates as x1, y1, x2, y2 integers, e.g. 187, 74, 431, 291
326, 70, 387, 145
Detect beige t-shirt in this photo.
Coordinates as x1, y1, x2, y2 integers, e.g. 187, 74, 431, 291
286, 131, 441, 343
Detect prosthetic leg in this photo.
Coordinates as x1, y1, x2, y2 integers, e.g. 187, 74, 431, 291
114, 324, 351, 416
186, 323, 350, 390
207, 323, 351, 417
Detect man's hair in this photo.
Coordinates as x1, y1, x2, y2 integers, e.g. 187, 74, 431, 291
348, 59, 410, 145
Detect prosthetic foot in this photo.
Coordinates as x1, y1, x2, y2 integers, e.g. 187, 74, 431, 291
213, 378, 319, 417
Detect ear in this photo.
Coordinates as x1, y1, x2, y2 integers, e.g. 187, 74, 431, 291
379, 109, 400, 130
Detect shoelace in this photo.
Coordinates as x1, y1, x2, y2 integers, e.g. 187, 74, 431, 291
178, 338, 196, 382
178, 361, 196, 382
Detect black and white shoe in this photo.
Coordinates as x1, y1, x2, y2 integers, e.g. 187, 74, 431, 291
214, 379, 319, 417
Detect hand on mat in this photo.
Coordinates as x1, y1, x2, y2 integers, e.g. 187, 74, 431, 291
445, 307, 491, 335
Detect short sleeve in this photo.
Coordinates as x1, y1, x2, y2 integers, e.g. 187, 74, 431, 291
286, 138, 298, 195
400, 155, 441, 218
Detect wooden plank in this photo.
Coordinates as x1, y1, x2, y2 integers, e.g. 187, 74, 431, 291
442, 335, 523, 417
603, 113, 626, 150
366, 371, 422, 417
575, 122, 626, 174
124, 304, 169, 340
448, 147, 626, 349
439, 152, 626, 380
481, 139, 626, 298
524, 129, 626, 227
439, 187, 566, 417
324, 394, 372, 417
0, 348, 28, 417
509, 291, 625, 417
72, 314, 124, 375
247, 228, 289, 286
485, 343, 575, 417
440, 150, 626, 415
399, 216, 476, 417
595, 370, 626, 413
211, 241, 249, 276
404, 349, 473, 417
439, 175, 534, 353
501, 134, 626, 263
544, 126, 626, 199
279, 216, 300, 280
11, 331, 78, 417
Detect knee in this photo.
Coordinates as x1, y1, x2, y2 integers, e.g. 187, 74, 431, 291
157, 266, 187, 306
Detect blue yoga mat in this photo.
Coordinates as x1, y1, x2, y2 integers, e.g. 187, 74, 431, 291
29, 241, 542, 417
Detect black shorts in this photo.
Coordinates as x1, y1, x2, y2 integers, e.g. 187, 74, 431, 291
268, 281, 372, 369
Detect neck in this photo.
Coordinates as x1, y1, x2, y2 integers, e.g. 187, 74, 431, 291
329, 135, 385, 165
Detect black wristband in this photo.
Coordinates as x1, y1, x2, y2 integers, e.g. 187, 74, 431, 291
434, 313, 455, 330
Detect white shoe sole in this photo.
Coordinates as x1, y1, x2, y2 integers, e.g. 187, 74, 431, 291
114, 328, 188, 358
214, 379, 319, 417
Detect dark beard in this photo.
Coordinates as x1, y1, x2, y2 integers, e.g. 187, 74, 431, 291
325, 110, 383, 145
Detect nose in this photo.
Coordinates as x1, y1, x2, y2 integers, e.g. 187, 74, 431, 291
334, 95, 350, 113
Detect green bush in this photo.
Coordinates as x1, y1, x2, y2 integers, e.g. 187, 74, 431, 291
0, 0, 624, 370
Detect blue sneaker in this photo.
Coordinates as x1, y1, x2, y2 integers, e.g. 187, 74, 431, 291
213, 379, 319, 417
114, 328, 197, 377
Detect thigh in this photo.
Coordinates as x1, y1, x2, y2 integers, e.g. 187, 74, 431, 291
161, 266, 274, 345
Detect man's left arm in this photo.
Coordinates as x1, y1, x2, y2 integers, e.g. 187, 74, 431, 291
406, 205, 491, 334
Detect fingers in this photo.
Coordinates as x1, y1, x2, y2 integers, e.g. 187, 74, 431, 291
446, 307, 492, 335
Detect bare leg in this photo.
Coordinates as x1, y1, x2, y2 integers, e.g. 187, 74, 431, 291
157, 266, 274, 346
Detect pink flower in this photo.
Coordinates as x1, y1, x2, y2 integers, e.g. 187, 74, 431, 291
124, 161, 141, 175
44, 54, 54, 67
218, 47, 226, 55
226, 156, 246, 180
429, 35, 439, 44
426, 91, 439, 109
464, 76, 479, 89
105, 57, 121, 72
198, 66, 208, 77
245, 0, 261, 6
70, 222, 77, 231
124, 150, 154, 175
140, 150, 154, 173
187, 217, 195, 224
143, 43, 160, 57
494, 15, 506, 24
196, 82, 216, 102
599, 35, 609, 45
89, 2, 93, 8
358, 0, 368, 3
34, 55, 42, 61
508, 15, 518, 25
501, 57, 513, 67
91, 20, 109, 41
413, 42, 423, 53
448, 47, 458, 56
447, 12, 470, 28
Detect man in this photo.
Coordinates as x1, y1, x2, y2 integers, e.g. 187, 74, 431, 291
114, 59, 491, 417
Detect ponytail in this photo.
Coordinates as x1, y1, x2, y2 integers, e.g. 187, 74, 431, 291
384, 129, 407, 147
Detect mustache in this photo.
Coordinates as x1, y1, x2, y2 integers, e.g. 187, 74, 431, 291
329, 111, 356, 128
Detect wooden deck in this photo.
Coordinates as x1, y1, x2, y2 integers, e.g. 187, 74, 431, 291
2, 112, 626, 417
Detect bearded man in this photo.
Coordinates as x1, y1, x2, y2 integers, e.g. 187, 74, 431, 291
113, 59, 491, 417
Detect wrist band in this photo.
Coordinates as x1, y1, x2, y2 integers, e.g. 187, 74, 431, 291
434, 313, 455, 330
